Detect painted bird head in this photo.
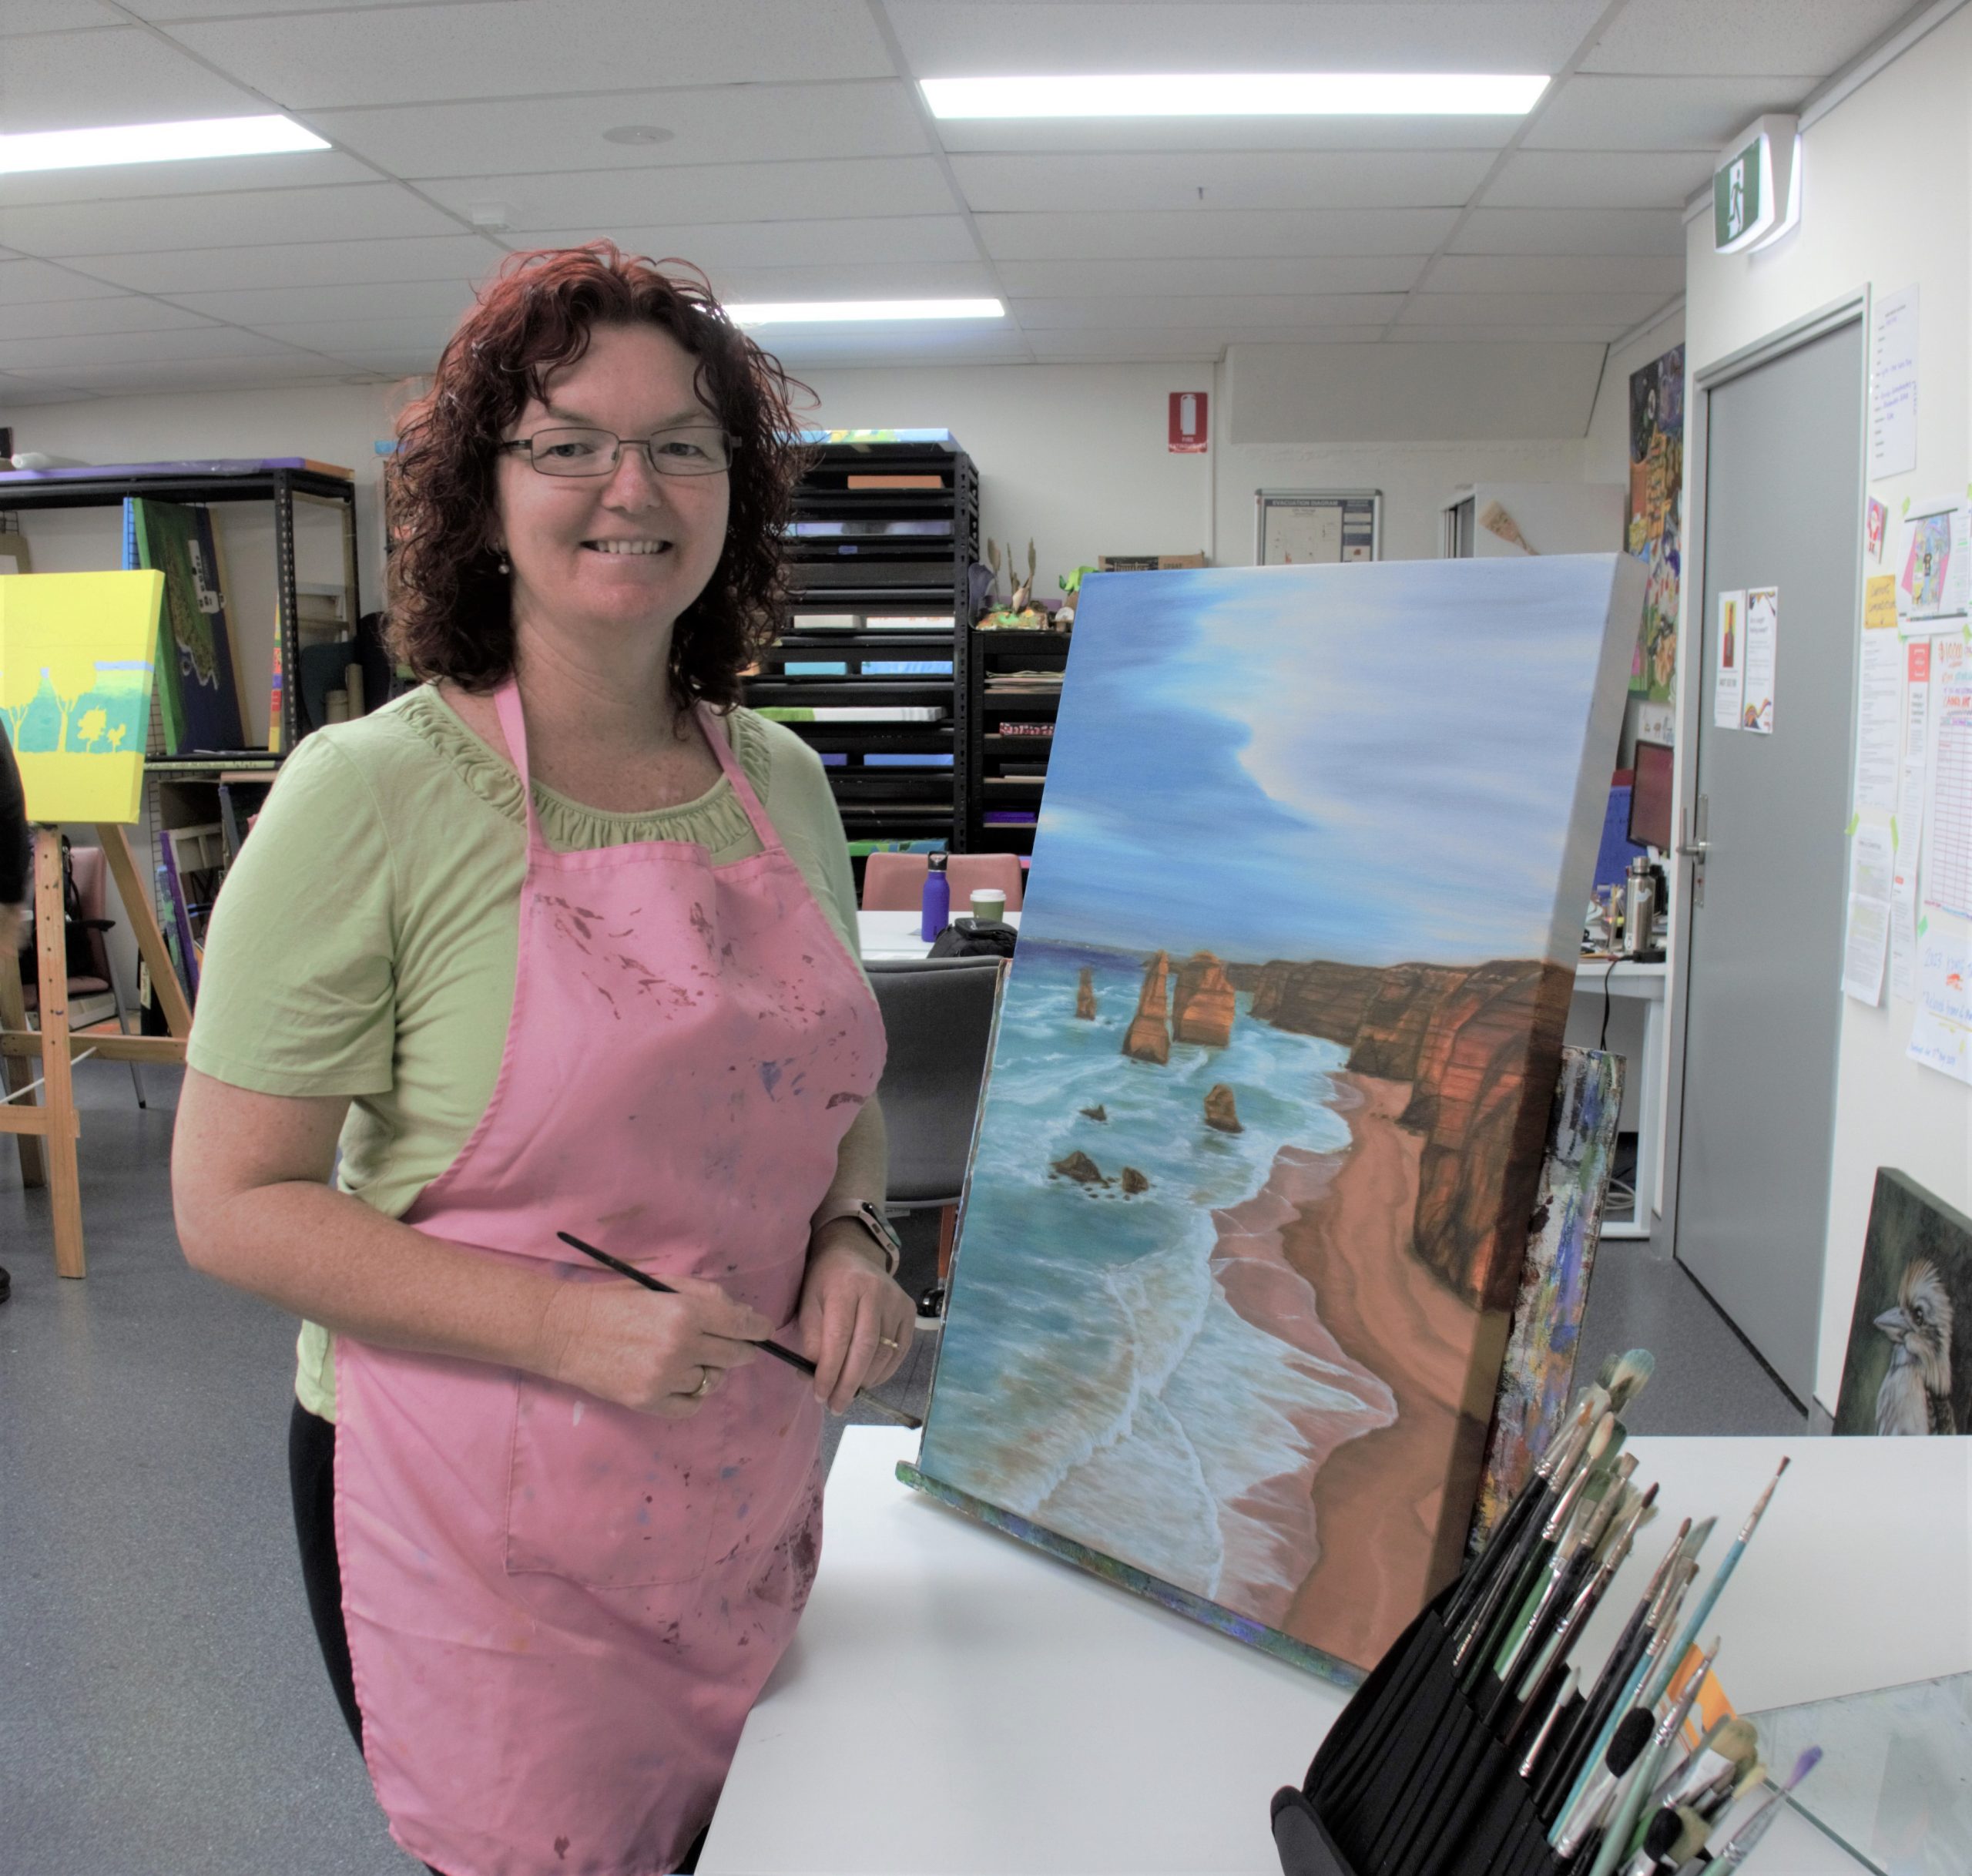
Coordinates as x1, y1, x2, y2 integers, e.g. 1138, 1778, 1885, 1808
1876, 1257, 1954, 1398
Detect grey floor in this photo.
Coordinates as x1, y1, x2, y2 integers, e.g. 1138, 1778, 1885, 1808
2, 1065, 1799, 1874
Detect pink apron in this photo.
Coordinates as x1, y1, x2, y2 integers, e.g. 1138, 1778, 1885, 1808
334, 681, 884, 1876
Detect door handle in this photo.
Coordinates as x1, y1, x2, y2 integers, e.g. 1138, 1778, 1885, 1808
1677, 837, 1709, 858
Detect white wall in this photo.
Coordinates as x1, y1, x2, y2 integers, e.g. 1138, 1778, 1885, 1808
1683, 4, 1972, 1409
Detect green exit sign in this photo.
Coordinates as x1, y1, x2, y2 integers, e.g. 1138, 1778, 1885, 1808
1714, 138, 1762, 248
1713, 116, 1799, 254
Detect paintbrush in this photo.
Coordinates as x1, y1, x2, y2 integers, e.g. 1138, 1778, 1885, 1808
1652, 1715, 1758, 1813
1449, 1395, 1599, 1633
1688, 1746, 1822, 1871
1638, 1458, 1789, 1713
555, 1229, 924, 1430
1552, 1705, 1657, 1861
1516, 1664, 1578, 1779
1582, 1635, 1722, 1876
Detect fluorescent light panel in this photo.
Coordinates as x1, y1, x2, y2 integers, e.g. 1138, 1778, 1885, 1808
727, 299, 1004, 326
921, 72, 1548, 118
0, 114, 329, 176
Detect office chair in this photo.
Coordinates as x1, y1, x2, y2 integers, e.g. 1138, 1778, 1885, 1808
865, 954, 1004, 1311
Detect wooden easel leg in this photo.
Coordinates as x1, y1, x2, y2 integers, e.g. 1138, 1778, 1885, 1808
0, 943, 46, 1189
96, 824, 193, 1040
34, 829, 85, 1278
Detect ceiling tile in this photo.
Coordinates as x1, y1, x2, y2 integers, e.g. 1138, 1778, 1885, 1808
885, 2, 1603, 77
0, 296, 220, 343
1523, 74, 1816, 151
1396, 290, 1671, 327
62, 234, 508, 295
1423, 253, 1685, 294
231, 315, 460, 356
693, 260, 1001, 302
1450, 208, 1687, 256
0, 371, 96, 404
312, 81, 930, 180
2, 358, 358, 394
0, 325, 321, 371
0, 257, 130, 305
0, 1, 121, 29
935, 115, 1520, 156
416, 159, 954, 232
1484, 149, 1719, 209
0, 25, 267, 134
1382, 325, 1632, 344
1012, 293, 1404, 331
978, 208, 1457, 261
164, 1, 896, 109
743, 325, 1034, 367
520, 216, 981, 270
994, 254, 1426, 297
1581, 0, 1913, 77
1025, 331, 1235, 362
153, 278, 484, 327
0, 150, 377, 209
950, 149, 1493, 214
0, 184, 463, 260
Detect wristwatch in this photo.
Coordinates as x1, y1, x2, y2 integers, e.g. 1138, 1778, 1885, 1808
814, 1200, 904, 1276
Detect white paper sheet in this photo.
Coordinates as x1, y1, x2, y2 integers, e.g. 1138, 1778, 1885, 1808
1870, 284, 1920, 479
1909, 916, 1972, 1082
1898, 639, 1934, 844
1853, 615, 1903, 814
1929, 638, 1972, 918
1899, 502, 1971, 620
1843, 822, 1896, 1004
1890, 871, 1920, 1002
1742, 586, 1778, 733
1713, 589, 1745, 730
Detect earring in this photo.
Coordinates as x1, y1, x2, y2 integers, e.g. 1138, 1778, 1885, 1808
495, 549, 511, 574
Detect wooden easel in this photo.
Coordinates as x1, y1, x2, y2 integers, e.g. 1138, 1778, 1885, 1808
0, 824, 191, 1277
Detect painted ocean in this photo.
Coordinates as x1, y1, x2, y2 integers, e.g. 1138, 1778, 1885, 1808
921, 938, 1397, 1616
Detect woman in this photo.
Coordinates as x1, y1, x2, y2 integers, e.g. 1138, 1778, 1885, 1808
172, 245, 914, 1876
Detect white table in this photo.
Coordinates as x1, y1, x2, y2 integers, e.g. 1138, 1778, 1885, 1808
858, 908, 1023, 960
1567, 957, 1668, 1239
700, 1430, 1960, 1874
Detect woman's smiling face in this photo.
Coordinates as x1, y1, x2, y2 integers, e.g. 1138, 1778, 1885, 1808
494, 320, 732, 645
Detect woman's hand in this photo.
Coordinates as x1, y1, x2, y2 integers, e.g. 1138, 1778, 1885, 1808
797, 1220, 915, 1413
536, 1271, 772, 1420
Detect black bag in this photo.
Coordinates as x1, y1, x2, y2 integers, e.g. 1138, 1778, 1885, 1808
927, 916, 1017, 959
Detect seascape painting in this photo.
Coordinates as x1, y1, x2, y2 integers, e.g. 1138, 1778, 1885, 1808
1834, 1169, 1970, 1437
911, 555, 1639, 1673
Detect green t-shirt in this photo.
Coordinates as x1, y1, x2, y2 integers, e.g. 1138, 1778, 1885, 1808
187, 686, 864, 1421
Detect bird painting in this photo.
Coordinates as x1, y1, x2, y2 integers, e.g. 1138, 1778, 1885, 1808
1873, 1257, 1957, 1435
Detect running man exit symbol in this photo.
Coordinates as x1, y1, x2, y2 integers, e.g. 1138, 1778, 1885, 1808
1169, 391, 1208, 454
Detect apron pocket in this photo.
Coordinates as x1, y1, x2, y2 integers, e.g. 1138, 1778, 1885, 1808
505, 1378, 715, 1587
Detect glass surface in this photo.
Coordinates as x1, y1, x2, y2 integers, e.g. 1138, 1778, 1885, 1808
1746, 1672, 1972, 1875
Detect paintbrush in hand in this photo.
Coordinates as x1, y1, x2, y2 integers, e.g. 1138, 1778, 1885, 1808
555, 1229, 924, 1430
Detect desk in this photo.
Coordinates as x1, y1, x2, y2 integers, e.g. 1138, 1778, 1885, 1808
858, 908, 1023, 960
699, 1429, 1954, 1875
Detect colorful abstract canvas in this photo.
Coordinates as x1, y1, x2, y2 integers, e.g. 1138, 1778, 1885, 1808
1626, 344, 1684, 701
908, 556, 1640, 1674
1834, 1169, 1970, 1436
1468, 1046, 1623, 1551
126, 498, 246, 753
0, 571, 163, 823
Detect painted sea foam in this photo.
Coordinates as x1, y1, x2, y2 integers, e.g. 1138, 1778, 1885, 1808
921, 940, 1397, 1611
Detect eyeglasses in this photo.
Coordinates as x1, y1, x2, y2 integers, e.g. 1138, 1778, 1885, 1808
499, 423, 736, 478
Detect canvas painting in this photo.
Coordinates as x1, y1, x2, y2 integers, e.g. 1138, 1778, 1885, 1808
1468, 1046, 1623, 1551
910, 555, 1640, 1673
126, 497, 245, 754
1833, 1168, 1971, 1436
1626, 344, 1684, 702
0, 571, 163, 824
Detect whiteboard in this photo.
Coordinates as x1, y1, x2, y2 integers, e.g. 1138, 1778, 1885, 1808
1256, 488, 1381, 565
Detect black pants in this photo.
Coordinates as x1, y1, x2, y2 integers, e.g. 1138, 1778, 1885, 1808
287, 1401, 706, 1875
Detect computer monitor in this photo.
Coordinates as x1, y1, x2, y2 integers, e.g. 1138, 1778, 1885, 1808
1627, 739, 1675, 852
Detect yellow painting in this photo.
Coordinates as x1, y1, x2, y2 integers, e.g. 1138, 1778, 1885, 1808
0, 572, 164, 824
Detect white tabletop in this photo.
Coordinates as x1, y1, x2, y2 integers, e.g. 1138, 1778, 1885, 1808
698, 1430, 1942, 1874
859, 908, 1023, 960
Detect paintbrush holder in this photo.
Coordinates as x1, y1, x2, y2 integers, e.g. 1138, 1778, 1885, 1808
1272, 1589, 1566, 1876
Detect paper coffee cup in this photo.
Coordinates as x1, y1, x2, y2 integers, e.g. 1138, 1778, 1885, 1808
970, 888, 1007, 924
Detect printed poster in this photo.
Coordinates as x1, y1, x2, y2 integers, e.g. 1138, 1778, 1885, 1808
1742, 586, 1778, 734
1899, 502, 1970, 620
1853, 583, 1901, 815
1927, 639, 1972, 919
1908, 919, 1972, 1085
1713, 589, 1745, 730
1866, 497, 1888, 563
1625, 344, 1684, 702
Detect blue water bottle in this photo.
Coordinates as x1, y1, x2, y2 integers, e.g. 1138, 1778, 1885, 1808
920, 852, 951, 941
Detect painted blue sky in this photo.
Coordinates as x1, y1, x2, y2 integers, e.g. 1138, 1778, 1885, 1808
1025, 557, 1623, 965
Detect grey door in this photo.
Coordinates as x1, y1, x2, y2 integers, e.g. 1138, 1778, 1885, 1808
1677, 317, 1863, 1403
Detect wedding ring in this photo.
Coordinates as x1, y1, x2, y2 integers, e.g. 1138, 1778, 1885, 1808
877, 1335, 900, 1351
689, 1367, 715, 1398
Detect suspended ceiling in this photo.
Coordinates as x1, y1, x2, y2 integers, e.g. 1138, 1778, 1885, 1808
0, 0, 1927, 403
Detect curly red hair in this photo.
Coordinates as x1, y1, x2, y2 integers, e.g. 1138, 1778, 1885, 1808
386, 243, 809, 708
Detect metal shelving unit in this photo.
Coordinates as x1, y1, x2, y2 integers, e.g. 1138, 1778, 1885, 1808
964, 626, 1070, 855
749, 433, 978, 850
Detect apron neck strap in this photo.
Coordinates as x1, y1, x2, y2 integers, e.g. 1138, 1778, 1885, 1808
491, 680, 545, 838
696, 703, 781, 851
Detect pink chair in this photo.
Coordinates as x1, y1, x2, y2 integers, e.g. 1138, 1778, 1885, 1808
861, 851, 1025, 914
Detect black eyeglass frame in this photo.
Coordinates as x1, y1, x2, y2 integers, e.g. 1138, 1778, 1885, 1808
496, 424, 740, 478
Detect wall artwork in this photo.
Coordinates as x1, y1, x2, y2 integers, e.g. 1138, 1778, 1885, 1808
1626, 344, 1685, 702
0, 570, 163, 824
907, 555, 1641, 1675
1834, 1168, 1970, 1437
